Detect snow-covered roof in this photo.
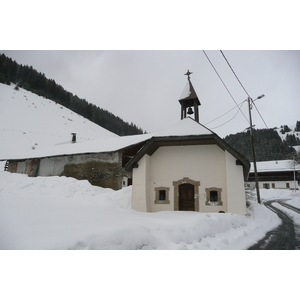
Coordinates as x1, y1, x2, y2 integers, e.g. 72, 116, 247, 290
178, 79, 200, 106
250, 160, 300, 173
1, 133, 152, 160
2, 118, 216, 160
179, 81, 192, 99
154, 117, 213, 137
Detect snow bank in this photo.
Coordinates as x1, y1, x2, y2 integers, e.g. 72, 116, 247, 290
0, 170, 284, 250
260, 188, 298, 200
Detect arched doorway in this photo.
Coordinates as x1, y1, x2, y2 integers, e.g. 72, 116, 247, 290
173, 177, 200, 211
179, 183, 194, 211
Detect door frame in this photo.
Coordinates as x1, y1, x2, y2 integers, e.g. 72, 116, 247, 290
173, 177, 200, 211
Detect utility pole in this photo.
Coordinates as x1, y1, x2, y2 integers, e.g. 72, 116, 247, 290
293, 156, 296, 192
247, 95, 264, 204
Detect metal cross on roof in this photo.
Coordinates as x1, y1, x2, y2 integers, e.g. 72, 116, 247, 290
184, 70, 193, 80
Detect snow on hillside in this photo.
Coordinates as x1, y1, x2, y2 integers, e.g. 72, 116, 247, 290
276, 124, 300, 152
1, 164, 294, 250
0, 83, 118, 159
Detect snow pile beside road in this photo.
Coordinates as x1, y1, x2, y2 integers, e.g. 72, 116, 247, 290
260, 187, 300, 203
287, 196, 300, 209
0, 170, 281, 250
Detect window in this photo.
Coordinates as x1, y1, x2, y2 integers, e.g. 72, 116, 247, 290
155, 187, 170, 204
205, 188, 223, 206
263, 183, 270, 189
210, 191, 218, 202
159, 190, 166, 200
286, 183, 290, 188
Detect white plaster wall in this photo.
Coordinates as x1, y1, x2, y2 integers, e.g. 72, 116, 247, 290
225, 150, 246, 215
138, 144, 229, 213
131, 154, 151, 212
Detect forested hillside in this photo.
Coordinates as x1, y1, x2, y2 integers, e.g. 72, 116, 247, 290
0, 53, 144, 136
224, 124, 300, 162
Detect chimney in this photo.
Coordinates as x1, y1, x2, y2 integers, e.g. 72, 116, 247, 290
71, 133, 76, 143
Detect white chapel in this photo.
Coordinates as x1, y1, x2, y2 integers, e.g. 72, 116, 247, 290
125, 71, 250, 215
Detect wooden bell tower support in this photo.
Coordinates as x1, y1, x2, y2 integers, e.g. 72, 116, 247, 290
178, 70, 201, 122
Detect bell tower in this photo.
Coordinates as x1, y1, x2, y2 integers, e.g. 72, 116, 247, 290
178, 70, 201, 122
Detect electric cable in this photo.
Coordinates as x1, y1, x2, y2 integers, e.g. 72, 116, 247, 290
202, 50, 249, 124
252, 101, 269, 129
205, 99, 246, 126
209, 101, 246, 130
220, 50, 251, 98
220, 50, 269, 129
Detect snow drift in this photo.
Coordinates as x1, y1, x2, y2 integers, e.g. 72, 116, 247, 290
0, 165, 285, 250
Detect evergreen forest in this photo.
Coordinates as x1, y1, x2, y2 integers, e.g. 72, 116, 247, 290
224, 125, 300, 162
0, 53, 144, 136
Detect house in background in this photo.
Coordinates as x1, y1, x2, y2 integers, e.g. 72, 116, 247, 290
247, 160, 300, 190
4, 134, 151, 190
125, 72, 250, 215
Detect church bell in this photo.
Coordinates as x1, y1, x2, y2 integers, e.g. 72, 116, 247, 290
187, 107, 193, 115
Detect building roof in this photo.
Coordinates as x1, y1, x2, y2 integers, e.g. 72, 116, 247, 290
1, 118, 228, 161
125, 118, 250, 179
1, 133, 152, 160
250, 160, 300, 173
155, 117, 212, 137
178, 78, 201, 107
3, 117, 250, 180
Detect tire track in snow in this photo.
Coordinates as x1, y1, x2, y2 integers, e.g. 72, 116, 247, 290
248, 200, 296, 250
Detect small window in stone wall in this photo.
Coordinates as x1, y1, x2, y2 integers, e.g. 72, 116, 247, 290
155, 187, 170, 204
205, 187, 223, 206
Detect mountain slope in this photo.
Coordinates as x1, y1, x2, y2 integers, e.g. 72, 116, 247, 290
224, 125, 299, 162
0, 83, 118, 159
0, 53, 144, 136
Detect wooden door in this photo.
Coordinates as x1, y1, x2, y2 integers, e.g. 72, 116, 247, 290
179, 183, 195, 211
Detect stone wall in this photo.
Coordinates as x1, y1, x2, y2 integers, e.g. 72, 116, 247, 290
62, 160, 125, 190
7, 151, 127, 190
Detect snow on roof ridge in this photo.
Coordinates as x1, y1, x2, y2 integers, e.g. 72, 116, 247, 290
153, 117, 214, 138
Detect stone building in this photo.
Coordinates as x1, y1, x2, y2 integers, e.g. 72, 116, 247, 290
5, 134, 150, 190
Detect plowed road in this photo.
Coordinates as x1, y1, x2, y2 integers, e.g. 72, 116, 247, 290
248, 199, 300, 250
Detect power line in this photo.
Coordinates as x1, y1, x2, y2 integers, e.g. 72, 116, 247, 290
202, 50, 249, 124
220, 50, 251, 98
205, 99, 246, 126
209, 101, 247, 130
220, 50, 269, 129
252, 100, 269, 129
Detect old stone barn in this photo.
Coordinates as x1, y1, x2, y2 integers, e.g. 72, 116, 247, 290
4, 134, 150, 190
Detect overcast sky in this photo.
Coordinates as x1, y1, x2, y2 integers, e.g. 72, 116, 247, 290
2, 50, 299, 137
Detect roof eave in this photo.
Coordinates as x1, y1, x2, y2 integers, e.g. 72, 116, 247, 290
125, 134, 250, 179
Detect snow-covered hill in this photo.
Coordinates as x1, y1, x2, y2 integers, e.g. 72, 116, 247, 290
276, 124, 300, 152
0, 83, 118, 159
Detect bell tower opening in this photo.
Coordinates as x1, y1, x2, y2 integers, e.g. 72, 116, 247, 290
178, 70, 201, 122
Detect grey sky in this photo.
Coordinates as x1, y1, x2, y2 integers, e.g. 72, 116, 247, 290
2, 50, 300, 137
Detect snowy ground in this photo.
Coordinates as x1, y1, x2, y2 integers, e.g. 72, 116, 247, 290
1, 142, 300, 298
2, 160, 300, 250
